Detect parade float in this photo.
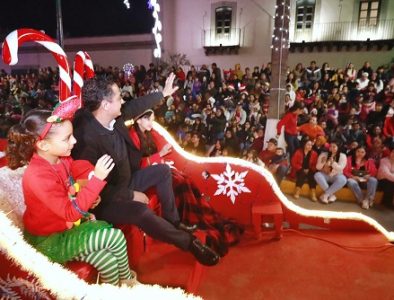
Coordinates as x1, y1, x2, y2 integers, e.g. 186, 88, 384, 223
0, 28, 393, 299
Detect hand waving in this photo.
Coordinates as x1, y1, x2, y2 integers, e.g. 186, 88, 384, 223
94, 154, 115, 180
162, 73, 179, 97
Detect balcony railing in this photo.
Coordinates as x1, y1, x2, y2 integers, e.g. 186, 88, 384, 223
290, 19, 394, 43
203, 28, 242, 47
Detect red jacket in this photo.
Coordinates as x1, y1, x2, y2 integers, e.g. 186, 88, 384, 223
290, 149, 318, 178
343, 156, 377, 178
383, 116, 394, 138
23, 154, 106, 236
129, 128, 162, 167
277, 112, 298, 136
259, 149, 276, 165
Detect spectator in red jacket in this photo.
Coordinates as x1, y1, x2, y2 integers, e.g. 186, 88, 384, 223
276, 101, 304, 158
366, 125, 385, 150
291, 138, 318, 201
343, 145, 378, 209
383, 115, 394, 142
259, 138, 289, 185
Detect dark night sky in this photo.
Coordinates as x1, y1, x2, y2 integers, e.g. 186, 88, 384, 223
0, 0, 154, 38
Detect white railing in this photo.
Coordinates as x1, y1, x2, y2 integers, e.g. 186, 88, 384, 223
290, 19, 394, 43
203, 28, 242, 47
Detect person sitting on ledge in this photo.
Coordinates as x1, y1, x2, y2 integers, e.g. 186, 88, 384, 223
290, 137, 318, 201
259, 138, 289, 185
314, 142, 347, 204
343, 145, 378, 210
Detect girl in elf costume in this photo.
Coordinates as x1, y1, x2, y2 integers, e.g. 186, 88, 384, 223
6, 97, 137, 287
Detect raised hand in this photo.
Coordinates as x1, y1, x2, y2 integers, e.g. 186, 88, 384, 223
94, 154, 115, 180
162, 73, 179, 97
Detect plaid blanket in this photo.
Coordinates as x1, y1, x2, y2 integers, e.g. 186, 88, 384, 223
172, 169, 244, 257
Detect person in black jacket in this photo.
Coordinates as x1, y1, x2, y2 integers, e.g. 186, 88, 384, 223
71, 74, 219, 266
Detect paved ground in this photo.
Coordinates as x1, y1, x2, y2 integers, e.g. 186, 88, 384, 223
285, 193, 394, 231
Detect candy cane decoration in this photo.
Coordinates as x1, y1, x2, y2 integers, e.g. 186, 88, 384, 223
2, 28, 72, 101
73, 51, 95, 99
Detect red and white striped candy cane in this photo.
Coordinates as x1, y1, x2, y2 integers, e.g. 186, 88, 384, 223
2, 28, 71, 101
73, 51, 95, 99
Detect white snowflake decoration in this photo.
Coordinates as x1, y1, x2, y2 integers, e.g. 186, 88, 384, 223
211, 163, 251, 204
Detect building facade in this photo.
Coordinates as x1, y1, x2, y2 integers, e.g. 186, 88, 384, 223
0, 0, 393, 72
162, 0, 394, 70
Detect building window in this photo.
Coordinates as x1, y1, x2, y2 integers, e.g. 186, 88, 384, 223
215, 6, 232, 34
296, 1, 315, 30
359, 0, 380, 27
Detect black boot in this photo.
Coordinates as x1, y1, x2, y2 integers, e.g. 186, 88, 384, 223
189, 237, 220, 266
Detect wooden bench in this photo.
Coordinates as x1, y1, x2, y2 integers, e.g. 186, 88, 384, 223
280, 179, 383, 204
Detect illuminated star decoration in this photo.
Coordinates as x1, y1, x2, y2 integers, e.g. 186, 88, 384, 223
211, 164, 251, 204
122, 63, 135, 76
150, 0, 162, 58
123, 0, 130, 9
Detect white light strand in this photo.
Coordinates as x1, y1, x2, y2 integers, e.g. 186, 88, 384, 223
271, 1, 291, 51
150, 122, 394, 243
151, 0, 162, 58
123, 0, 130, 9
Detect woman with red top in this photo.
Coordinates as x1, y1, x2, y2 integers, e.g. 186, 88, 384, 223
175, 66, 186, 87
277, 101, 303, 158
383, 115, 394, 142
129, 110, 243, 256
6, 109, 137, 286
290, 138, 318, 201
368, 136, 389, 168
343, 145, 378, 209
366, 125, 385, 150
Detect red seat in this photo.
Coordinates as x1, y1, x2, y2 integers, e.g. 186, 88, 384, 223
65, 261, 99, 283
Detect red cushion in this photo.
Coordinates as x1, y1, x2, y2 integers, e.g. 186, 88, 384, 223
65, 261, 98, 283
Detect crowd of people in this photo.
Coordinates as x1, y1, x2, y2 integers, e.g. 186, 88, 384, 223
2, 57, 394, 287
2, 59, 394, 211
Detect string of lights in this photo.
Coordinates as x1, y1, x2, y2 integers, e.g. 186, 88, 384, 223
123, 0, 130, 9
270, 1, 291, 52
122, 0, 162, 58
149, 0, 162, 58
